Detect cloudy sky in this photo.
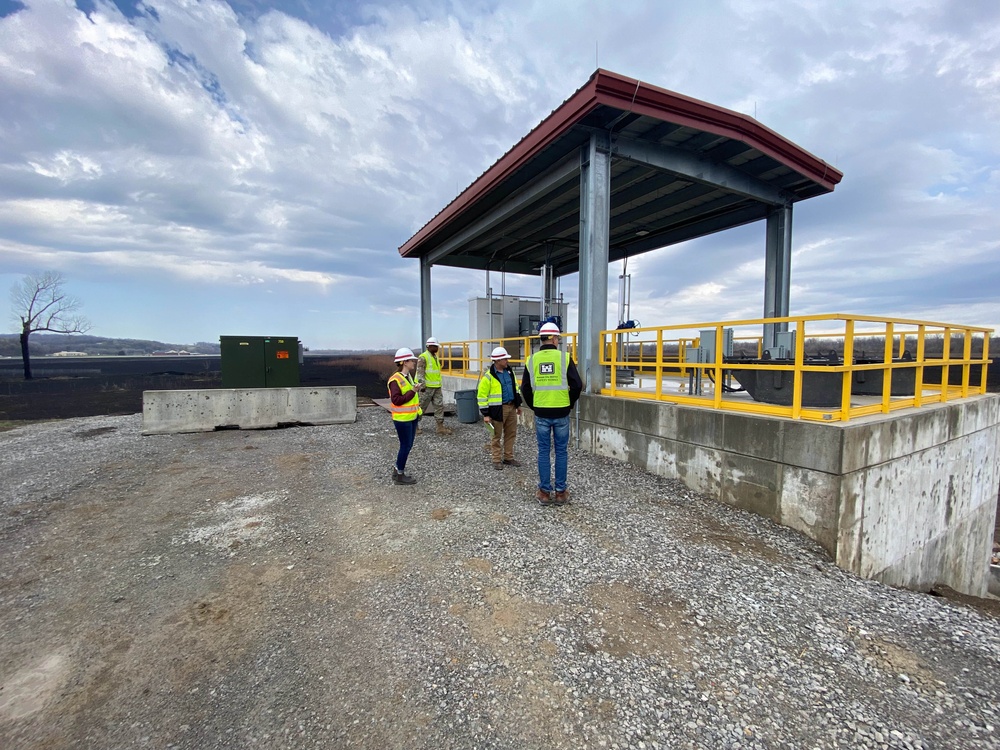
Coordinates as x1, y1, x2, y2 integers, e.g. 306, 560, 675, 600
1, 0, 998, 350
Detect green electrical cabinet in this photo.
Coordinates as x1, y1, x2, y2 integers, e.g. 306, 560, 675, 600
220, 335, 300, 388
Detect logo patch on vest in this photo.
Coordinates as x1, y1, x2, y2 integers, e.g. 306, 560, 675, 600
540, 363, 555, 375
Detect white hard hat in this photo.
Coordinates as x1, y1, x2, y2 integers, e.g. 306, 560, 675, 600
425, 337, 439, 347
539, 322, 561, 336
490, 346, 511, 360
394, 347, 417, 362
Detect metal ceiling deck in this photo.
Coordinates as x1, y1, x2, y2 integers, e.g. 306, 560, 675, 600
399, 69, 843, 278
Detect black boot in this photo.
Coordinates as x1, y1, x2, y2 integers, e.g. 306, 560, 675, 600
392, 468, 417, 485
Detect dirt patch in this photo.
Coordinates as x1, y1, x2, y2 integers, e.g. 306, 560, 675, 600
583, 582, 694, 664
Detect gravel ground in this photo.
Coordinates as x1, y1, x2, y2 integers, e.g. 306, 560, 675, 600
0, 406, 998, 749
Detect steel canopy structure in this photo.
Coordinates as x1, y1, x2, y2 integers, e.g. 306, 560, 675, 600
399, 69, 843, 391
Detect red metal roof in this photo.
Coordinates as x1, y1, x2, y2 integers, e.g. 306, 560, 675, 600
399, 69, 842, 265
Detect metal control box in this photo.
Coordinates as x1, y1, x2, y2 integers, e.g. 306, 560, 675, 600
220, 335, 300, 388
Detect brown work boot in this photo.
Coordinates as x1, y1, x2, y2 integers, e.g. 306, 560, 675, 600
493, 462, 503, 471
554, 489, 570, 504
502, 458, 521, 467
436, 423, 453, 436
536, 489, 557, 506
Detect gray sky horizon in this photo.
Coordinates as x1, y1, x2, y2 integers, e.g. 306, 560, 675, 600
2, 0, 998, 350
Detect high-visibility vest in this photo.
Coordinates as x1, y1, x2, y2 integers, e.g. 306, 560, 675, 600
387, 372, 421, 421
477, 367, 519, 410
418, 350, 442, 388
526, 349, 570, 409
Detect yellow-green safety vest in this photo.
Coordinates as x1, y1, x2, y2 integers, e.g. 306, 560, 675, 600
387, 372, 421, 421
418, 350, 442, 388
526, 349, 570, 409
477, 367, 519, 410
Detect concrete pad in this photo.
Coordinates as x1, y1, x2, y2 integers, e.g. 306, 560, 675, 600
142, 387, 356, 435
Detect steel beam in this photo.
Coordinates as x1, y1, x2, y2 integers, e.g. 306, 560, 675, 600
578, 132, 611, 394
763, 204, 793, 348
612, 134, 794, 206
424, 153, 580, 266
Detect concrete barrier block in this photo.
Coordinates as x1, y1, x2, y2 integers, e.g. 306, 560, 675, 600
142, 387, 356, 435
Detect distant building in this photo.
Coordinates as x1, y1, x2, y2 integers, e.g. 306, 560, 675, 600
151, 350, 193, 356
51, 351, 88, 357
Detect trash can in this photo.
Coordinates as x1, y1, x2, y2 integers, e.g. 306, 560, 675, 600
454, 389, 479, 423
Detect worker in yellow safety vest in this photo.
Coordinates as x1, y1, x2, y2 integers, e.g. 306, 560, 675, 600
521, 322, 582, 505
417, 337, 453, 435
387, 347, 423, 485
477, 346, 523, 470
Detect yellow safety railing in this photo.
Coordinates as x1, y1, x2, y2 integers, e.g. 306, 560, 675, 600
601, 314, 992, 422
437, 333, 579, 376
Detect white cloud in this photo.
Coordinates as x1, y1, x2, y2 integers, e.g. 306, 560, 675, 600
0, 0, 998, 348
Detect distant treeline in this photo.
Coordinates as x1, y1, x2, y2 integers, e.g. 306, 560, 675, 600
0, 333, 221, 358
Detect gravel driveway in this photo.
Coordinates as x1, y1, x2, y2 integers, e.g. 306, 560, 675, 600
1, 407, 998, 749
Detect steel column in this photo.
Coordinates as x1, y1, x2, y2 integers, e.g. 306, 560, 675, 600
763, 204, 793, 348
578, 132, 611, 393
420, 257, 433, 345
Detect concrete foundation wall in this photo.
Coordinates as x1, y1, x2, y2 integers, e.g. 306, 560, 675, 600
142, 386, 356, 435
574, 393, 1000, 597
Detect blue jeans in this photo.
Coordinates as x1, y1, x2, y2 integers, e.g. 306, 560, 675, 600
394, 419, 418, 472
535, 415, 569, 493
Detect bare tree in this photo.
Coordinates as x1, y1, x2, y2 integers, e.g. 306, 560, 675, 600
10, 271, 92, 380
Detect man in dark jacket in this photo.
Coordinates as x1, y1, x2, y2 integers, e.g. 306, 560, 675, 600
477, 346, 523, 470
520, 323, 583, 505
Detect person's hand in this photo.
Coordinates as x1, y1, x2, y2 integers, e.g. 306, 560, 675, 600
516, 408, 522, 416
483, 416, 492, 423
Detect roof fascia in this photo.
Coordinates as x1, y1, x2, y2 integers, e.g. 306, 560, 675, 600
592, 71, 843, 192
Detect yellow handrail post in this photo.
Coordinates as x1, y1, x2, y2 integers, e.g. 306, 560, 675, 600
881, 322, 894, 413
960, 330, 972, 398
981, 334, 991, 393
914, 326, 925, 408
791, 318, 804, 420
841, 319, 855, 421
655, 329, 663, 399
713, 325, 723, 408
941, 327, 952, 403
